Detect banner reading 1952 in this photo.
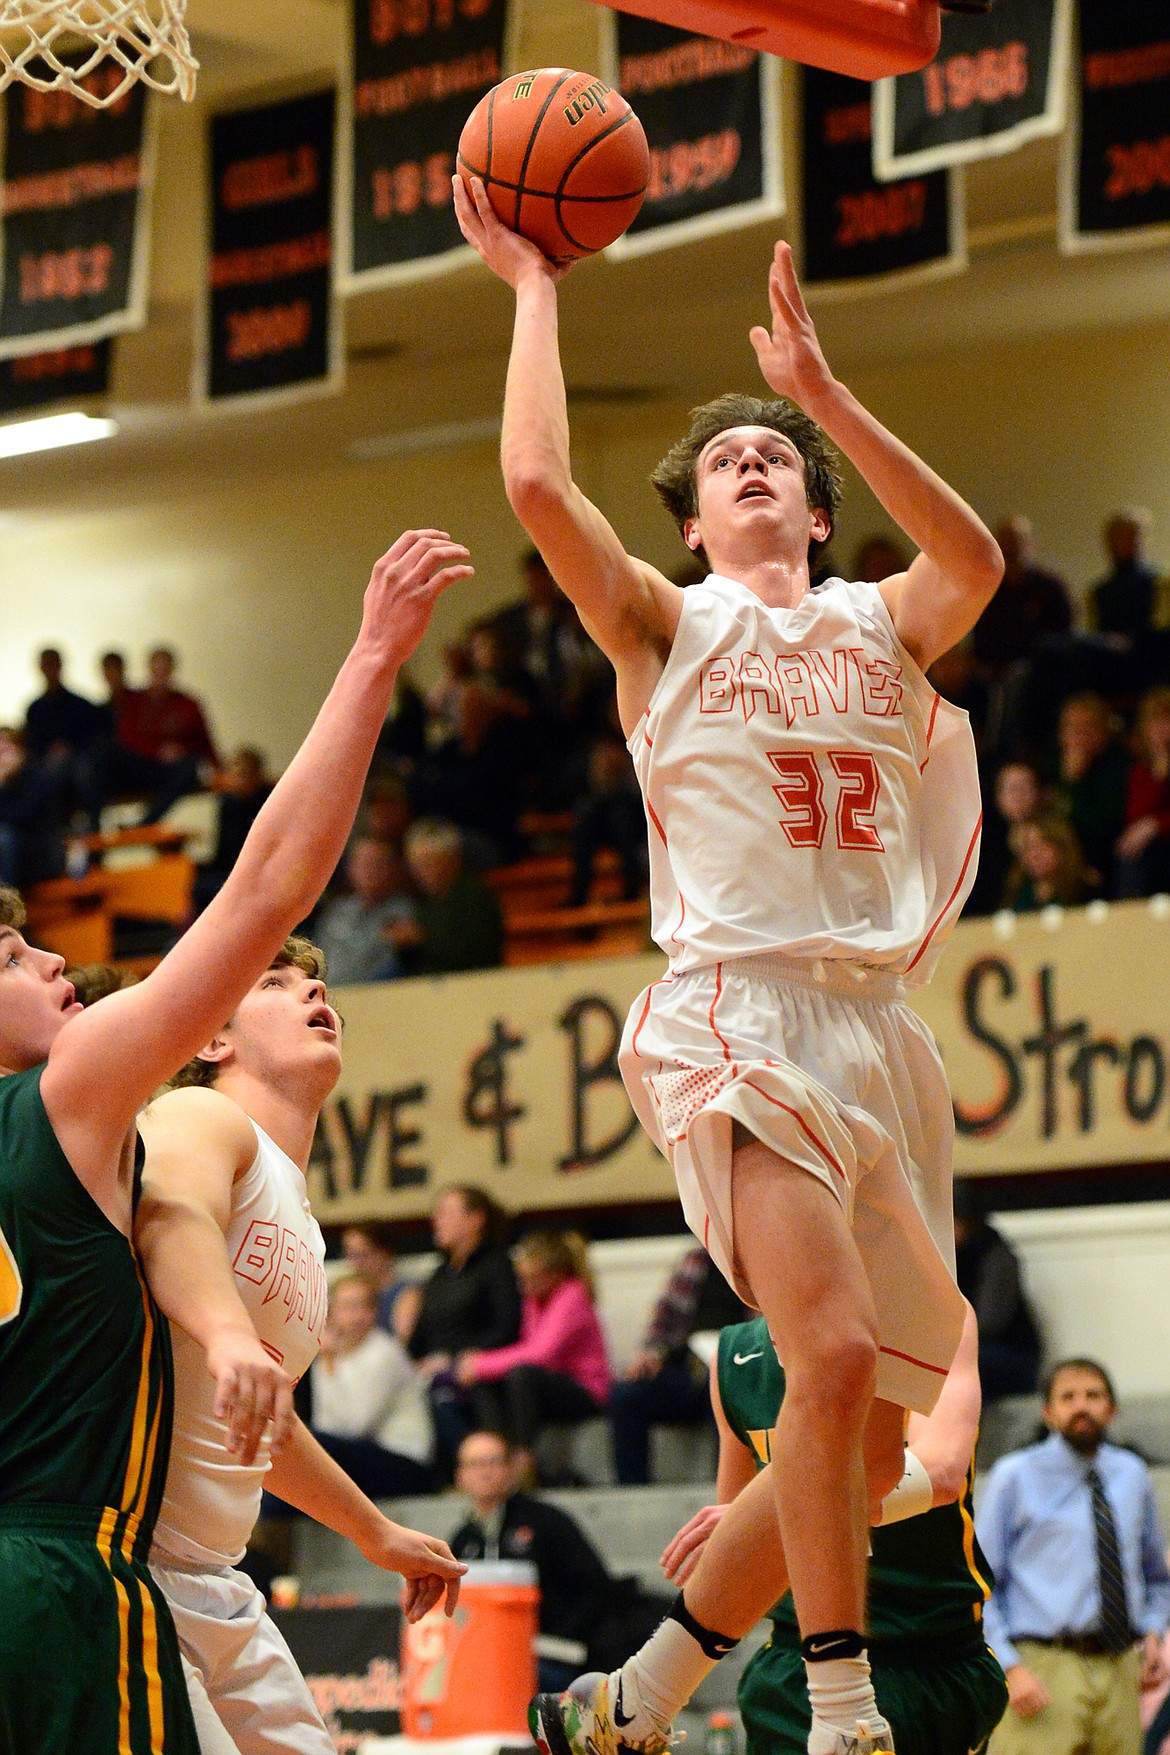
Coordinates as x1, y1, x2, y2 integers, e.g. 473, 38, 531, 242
342, 0, 513, 289
1060, 0, 1170, 255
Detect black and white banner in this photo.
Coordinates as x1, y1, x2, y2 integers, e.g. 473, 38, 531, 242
1060, 0, 1170, 254
802, 66, 963, 296
0, 339, 111, 413
200, 90, 340, 409
341, 0, 513, 289
603, 13, 781, 257
872, 0, 1071, 180
0, 66, 154, 360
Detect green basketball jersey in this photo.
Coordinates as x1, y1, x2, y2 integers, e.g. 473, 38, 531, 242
716, 1316, 995, 1646
0, 1065, 173, 1558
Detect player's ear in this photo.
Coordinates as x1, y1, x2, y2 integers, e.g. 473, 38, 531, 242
810, 506, 831, 547
683, 516, 703, 553
196, 1032, 233, 1071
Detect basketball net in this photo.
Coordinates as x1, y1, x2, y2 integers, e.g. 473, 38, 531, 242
0, 0, 197, 107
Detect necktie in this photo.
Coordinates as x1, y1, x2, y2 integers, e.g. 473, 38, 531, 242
1087, 1465, 1132, 1653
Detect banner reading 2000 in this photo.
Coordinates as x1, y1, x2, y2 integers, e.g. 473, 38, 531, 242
342, 0, 513, 288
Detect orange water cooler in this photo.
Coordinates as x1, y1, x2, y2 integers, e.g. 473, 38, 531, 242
400, 1560, 540, 1738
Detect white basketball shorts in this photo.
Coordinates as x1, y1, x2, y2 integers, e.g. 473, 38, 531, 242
150, 1559, 335, 1755
620, 951, 965, 1414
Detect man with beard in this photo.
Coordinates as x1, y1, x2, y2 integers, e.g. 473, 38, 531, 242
977, 1357, 1170, 1755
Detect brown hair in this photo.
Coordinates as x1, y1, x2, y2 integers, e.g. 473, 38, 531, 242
513, 1229, 595, 1300
439, 1183, 510, 1248
69, 963, 140, 1007
0, 886, 26, 930
1006, 814, 1088, 907
651, 393, 843, 566
169, 935, 327, 1089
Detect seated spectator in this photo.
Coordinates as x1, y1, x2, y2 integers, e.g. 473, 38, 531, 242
851, 533, 909, 582
127, 646, 219, 768
450, 1431, 669, 1694
355, 770, 412, 854
81, 645, 219, 830
341, 1220, 422, 1344
97, 649, 137, 738
456, 1231, 610, 1476
400, 818, 503, 974
413, 683, 527, 864
23, 645, 103, 767
313, 834, 415, 985
1115, 688, 1170, 900
570, 735, 647, 907
968, 759, 1049, 915
408, 1185, 521, 1474
192, 746, 273, 913
610, 1246, 748, 1485
1052, 693, 1131, 888
928, 639, 990, 756
375, 673, 428, 768
954, 1181, 1041, 1401
972, 516, 1073, 675
1091, 509, 1160, 658
1006, 814, 1091, 912
308, 1276, 435, 1498
0, 726, 64, 885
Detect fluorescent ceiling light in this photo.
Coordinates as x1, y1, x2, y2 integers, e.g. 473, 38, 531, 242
0, 411, 117, 460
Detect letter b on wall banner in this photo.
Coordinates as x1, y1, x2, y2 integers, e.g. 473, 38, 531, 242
200, 90, 340, 408
1060, 0, 1170, 255
603, 13, 782, 258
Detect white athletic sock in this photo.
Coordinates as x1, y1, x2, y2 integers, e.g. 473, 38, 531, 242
610, 1621, 717, 1738
805, 1654, 885, 1754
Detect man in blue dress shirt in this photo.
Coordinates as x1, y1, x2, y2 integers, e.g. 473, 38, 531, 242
977, 1356, 1170, 1755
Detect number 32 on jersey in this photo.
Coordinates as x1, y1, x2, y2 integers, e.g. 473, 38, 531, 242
0, 1223, 22, 1325
769, 749, 883, 851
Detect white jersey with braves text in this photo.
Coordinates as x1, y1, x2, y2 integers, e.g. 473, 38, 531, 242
629, 574, 981, 985
151, 1119, 328, 1569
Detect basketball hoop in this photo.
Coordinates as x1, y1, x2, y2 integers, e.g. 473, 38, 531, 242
592, 0, 943, 80
0, 0, 197, 108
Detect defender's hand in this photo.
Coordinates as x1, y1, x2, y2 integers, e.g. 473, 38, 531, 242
661, 1503, 727, 1585
207, 1327, 296, 1466
1006, 1665, 1051, 1719
453, 173, 572, 289
359, 1521, 467, 1620
749, 240, 835, 412
360, 531, 474, 667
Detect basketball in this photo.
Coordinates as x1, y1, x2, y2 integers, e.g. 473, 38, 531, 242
457, 68, 650, 263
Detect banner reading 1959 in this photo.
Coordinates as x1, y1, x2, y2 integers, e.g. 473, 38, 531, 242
604, 13, 782, 258
1060, 0, 1170, 255
0, 60, 153, 360
342, 0, 513, 289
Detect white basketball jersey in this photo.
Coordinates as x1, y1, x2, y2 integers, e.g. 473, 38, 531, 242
630, 574, 981, 986
151, 1119, 328, 1569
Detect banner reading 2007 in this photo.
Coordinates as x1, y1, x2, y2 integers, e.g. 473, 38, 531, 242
342, 0, 513, 288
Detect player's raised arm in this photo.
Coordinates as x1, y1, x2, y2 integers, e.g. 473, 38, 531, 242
749, 241, 1003, 669
42, 531, 472, 1187
453, 174, 681, 729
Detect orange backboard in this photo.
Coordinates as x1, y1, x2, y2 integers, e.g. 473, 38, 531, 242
592, 0, 942, 80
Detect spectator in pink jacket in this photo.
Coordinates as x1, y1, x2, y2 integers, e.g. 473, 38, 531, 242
455, 1230, 610, 1473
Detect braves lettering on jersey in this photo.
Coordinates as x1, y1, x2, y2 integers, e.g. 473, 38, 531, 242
629, 575, 981, 984
152, 1121, 327, 1569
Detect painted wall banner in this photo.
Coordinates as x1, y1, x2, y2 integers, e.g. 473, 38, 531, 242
270, 1605, 401, 1753
1059, 0, 1170, 255
603, 12, 782, 259
0, 63, 154, 360
307, 901, 1170, 1227
341, 0, 512, 290
201, 90, 340, 409
872, 0, 1071, 180
0, 338, 110, 412
801, 65, 964, 297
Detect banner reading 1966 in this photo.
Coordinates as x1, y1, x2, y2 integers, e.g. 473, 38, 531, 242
342, 0, 512, 289
604, 13, 782, 258
1060, 0, 1170, 255
0, 60, 153, 360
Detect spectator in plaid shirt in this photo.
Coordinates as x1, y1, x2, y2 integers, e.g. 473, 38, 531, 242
610, 1247, 748, 1485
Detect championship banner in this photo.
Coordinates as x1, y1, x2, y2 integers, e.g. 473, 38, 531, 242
341, 0, 513, 290
603, 13, 782, 258
801, 65, 964, 296
200, 90, 340, 409
271, 1605, 401, 1753
0, 339, 110, 413
872, 0, 1071, 180
1059, 0, 1170, 255
0, 64, 154, 360
307, 900, 1170, 1226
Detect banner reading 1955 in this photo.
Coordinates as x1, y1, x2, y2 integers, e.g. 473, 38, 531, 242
342, 0, 513, 289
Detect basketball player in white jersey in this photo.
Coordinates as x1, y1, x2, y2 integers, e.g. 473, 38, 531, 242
454, 176, 1003, 1755
135, 936, 464, 1755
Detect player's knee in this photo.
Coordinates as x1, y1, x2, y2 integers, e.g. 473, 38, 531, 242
786, 1324, 878, 1419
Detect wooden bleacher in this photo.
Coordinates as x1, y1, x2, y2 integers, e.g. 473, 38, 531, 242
24, 825, 194, 971
486, 849, 651, 965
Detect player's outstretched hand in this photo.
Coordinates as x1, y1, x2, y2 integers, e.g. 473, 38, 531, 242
361, 529, 474, 667
361, 1520, 468, 1620
452, 173, 572, 289
749, 240, 835, 413
207, 1326, 296, 1466
660, 1502, 728, 1585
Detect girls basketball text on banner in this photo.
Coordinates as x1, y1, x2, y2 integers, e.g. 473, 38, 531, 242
0, 340, 110, 413
342, 0, 513, 289
0, 65, 154, 360
200, 90, 340, 408
802, 66, 963, 297
872, 0, 1071, 181
603, 13, 782, 258
1059, 0, 1170, 255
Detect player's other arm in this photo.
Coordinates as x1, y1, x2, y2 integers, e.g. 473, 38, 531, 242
43, 533, 472, 1182
750, 242, 1002, 670
264, 1418, 465, 1619
135, 1087, 292, 1465
660, 1355, 757, 1585
453, 176, 681, 729
894, 1299, 981, 1512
